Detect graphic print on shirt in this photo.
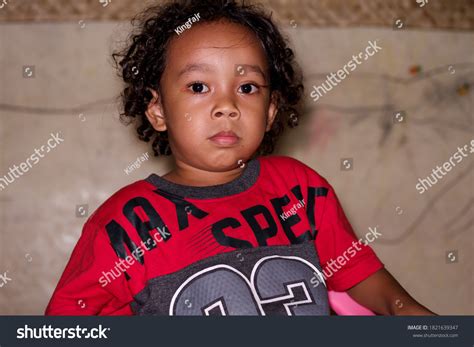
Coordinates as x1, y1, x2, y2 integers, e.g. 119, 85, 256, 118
131, 242, 329, 316
104, 184, 329, 277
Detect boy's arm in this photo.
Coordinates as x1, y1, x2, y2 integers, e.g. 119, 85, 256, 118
347, 268, 436, 315
45, 220, 133, 315
307, 175, 435, 316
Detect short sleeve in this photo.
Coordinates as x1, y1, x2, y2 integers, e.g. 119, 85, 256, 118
313, 184, 384, 292
45, 220, 134, 315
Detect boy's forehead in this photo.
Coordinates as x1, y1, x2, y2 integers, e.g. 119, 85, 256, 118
166, 21, 268, 70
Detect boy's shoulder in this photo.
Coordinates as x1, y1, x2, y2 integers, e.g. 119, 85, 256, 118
85, 178, 154, 227
259, 155, 330, 185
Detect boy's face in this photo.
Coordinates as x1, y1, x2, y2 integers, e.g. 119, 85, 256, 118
146, 20, 277, 172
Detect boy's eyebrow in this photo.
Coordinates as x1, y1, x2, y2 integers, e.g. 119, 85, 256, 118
238, 64, 267, 81
177, 63, 214, 77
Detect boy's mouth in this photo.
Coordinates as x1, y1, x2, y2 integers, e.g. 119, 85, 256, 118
208, 130, 240, 146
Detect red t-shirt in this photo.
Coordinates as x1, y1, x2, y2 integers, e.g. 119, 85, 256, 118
45, 156, 383, 316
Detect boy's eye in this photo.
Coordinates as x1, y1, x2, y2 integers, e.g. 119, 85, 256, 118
188, 82, 209, 93
239, 83, 259, 94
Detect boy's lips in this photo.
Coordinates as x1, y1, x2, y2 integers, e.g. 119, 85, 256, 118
208, 131, 240, 146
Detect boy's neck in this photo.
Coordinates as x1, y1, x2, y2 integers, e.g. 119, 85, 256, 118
162, 165, 246, 187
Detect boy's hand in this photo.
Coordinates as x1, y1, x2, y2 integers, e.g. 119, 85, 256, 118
346, 268, 437, 315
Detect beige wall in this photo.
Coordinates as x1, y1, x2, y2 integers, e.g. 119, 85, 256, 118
0, 2, 472, 315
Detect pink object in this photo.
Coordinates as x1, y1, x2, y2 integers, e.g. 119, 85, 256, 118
328, 290, 375, 315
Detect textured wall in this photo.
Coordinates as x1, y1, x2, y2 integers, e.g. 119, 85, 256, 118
1, 0, 473, 30
0, 0, 473, 315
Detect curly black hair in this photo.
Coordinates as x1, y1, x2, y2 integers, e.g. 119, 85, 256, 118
112, 0, 304, 157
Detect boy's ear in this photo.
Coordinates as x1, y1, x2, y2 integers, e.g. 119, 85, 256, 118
265, 92, 279, 132
145, 88, 167, 131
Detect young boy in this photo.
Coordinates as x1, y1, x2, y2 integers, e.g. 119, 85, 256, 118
45, 0, 435, 316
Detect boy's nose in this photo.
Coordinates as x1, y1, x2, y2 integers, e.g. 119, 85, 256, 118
212, 109, 240, 119
211, 97, 240, 120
